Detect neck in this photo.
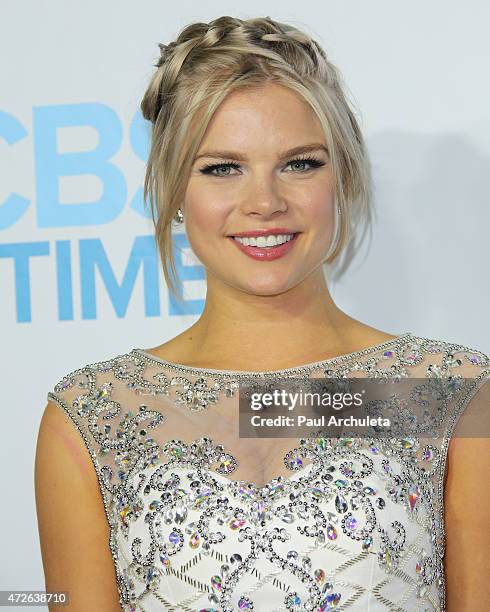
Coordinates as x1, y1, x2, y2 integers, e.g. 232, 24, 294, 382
165, 268, 388, 371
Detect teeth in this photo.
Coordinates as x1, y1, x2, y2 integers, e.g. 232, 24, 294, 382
233, 234, 295, 247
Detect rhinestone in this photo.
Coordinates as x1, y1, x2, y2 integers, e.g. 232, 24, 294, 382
189, 532, 200, 548
362, 536, 373, 552
175, 505, 187, 524
229, 516, 246, 530
408, 484, 420, 511
210, 575, 222, 591
288, 456, 303, 469
159, 551, 170, 567
238, 596, 252, 609
319, 592, 341, 609
302, 556, 312, 571
423, 447, 435, 461
335, 494, 348, 513
314, 568, 326, 584
363, 486, 376, 495
285, 592, 301, 608
345, 517, 358, 530
239, 484, 254, 497
220, 563, 230, 577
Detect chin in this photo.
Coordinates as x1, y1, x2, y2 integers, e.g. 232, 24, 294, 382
232, 277, 297, 296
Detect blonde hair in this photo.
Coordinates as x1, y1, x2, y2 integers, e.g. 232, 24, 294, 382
141, 15, 372, 301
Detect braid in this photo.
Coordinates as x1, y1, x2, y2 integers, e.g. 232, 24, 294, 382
142, 20, 237, 122
141, 16, 333, 123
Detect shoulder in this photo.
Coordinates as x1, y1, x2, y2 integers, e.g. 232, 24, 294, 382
48, 348, 136, 393
413, 332, 490, 409
41, 347, 140, 476
40, 348, 131, 466
46, 348, 140, 412
43, 346, 167, 465
37, 351, 127, 608
403, 332, 489, 374
407, 332, 489, 360
393, 333, 490, 450
420, 334, 490, 488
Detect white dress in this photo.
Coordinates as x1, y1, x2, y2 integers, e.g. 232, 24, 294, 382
47, 332, 489, 611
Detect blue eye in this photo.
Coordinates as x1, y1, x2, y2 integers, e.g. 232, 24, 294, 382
199, 156, 326, 177
199, 161, 241, 176
287, 156, 326, 171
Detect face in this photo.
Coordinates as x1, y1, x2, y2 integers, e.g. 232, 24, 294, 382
183, 82, 337, 296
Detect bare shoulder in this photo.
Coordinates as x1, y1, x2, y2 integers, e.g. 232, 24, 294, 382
35, 401, 121, 611
444, 382, 490, 612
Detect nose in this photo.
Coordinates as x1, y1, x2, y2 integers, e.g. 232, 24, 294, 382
241, 175, 288, 218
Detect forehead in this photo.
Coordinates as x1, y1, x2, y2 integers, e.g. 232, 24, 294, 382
199, 83, 324, 150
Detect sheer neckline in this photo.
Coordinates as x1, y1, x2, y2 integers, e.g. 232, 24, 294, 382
132, 332, 412, 376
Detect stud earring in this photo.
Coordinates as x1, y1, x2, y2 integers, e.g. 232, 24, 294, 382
174, 208, 184, 224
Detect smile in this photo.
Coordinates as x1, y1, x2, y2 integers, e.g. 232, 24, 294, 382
228, 232, 300, 261
233, 233, 295, 247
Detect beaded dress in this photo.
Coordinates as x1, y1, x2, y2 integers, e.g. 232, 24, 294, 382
47, 332, 489, 612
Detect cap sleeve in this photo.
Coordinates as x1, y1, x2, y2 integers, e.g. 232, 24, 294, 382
46, 352, 166, 608
423, 345, 490, 569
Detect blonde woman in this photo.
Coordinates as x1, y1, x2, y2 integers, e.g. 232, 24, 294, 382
35, 15, 489, 611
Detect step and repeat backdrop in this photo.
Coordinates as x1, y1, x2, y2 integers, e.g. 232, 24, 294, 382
1, 0, 489, 601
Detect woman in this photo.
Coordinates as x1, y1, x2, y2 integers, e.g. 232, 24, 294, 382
35, 15, 489, 611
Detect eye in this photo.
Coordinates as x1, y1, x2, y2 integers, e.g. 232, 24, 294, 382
286, 156, 326, 172
199, 161, 241, 177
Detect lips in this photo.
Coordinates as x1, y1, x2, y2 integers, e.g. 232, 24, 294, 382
228, 232, 300, 261
228, 228, 299, 238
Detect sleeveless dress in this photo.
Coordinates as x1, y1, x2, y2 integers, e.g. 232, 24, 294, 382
46, 332, 489, 612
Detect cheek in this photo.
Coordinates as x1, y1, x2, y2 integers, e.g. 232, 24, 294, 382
304, 187, 336, 226
184, 189, 230, 255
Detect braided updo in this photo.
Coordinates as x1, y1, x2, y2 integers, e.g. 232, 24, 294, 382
140, 16, 372, 300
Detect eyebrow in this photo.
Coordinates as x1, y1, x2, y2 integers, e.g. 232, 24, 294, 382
194, 143, 329, 162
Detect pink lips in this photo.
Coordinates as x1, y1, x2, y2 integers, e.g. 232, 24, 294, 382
229, 233, 299, 261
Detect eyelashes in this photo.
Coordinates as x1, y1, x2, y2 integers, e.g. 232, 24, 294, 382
198, 155, 327, 177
